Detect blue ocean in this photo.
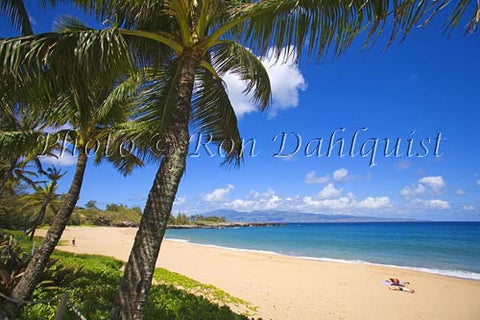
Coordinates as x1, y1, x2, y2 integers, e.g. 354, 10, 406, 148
165, 222, 480, 280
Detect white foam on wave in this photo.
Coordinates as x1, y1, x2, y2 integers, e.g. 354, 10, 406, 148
164, 237, 480, 281
295, 256, 480, 280
165, 238, 190, 244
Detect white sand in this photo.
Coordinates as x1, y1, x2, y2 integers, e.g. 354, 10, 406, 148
39, 226, 480, 319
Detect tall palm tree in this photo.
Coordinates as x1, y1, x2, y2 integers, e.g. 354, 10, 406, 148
0, 21, 143, 313
67, 1, 476, 318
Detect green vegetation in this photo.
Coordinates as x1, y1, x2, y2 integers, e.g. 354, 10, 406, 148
69, 204, 142, 227
153, 268, 257, 316
0, 191, 227, 229
0, 187, 35, 230
0, 192, 143, 229
168, 213, 227, 226
1, 231, 257, 319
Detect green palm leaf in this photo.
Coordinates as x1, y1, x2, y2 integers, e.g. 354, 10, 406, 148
1, 0, 33, 35
126, 60, 184, 160
209, 40, 271, 111
209, 0, 480, 60
0, 26, 135, 100
192, 64, 243, 167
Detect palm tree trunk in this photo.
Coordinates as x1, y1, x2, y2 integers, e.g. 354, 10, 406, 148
111, 53, 199, 320
5, 151, 88, 311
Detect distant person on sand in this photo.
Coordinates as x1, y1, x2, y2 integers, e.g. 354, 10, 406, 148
72, 238, 76, 247
384, 278, 410, 286
383, 278, 414, 293
388, 286, 415, 293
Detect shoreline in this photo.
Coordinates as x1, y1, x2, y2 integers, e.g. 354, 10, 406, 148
167, 222, 285, 229
38, 226, 480, 320
164, 237, 480, 281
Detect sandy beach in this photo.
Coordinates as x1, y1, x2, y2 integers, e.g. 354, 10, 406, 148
38, 226, 480, 320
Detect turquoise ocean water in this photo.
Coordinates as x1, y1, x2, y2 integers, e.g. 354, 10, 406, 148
165, 222, 480, 280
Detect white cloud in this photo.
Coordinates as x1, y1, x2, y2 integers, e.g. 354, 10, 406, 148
456, 189, 466, 196
303, 196, 352, 211
333, 168, 348, 182
400, 176, 446, 199
41, 153, 77, 166
400, 184, 425, 198
222, 73, 257, 117
302, 193, 391, 212
462, 205, 474, 211
418, 176, 446, 192
223, 47, 306, 118
226, 189, 282, 211
356, 197, 392, 209
318, 183, 342, 199
202, 184, 234, 202
220, 186, 391, 213
174, 196, 186, 206
412, 199, 451, 210
247, 190, 261, 199
477, 179, 480, 185
305, 171, 329, 184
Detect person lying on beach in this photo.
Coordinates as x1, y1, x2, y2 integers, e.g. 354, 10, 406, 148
388, 285, 415, 293
384, 278, 410, 286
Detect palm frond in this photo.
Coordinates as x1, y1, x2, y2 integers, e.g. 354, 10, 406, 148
94, 73, 142, 125
210, 40, 271, 111
191, 64, 243, 167
126, 60, 184, 160
221, 0, 480, 60
0, 104, 54, 161
0, 130, 47, 160
53, 15, 89, 32
92, 133, 145, 176
0, 26, 135, 99
1, 0, 34, 35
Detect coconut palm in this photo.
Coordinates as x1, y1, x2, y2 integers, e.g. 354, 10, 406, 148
0, 158, 42, 194
22, 166, 66, 241
65, 1, 477, 318
0, 21, 145, 313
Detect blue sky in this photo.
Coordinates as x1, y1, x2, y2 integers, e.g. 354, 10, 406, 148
2, 2, 480, 220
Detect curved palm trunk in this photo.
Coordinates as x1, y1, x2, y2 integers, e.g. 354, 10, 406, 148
111, 53, 199, 320
5, 151, 88, 311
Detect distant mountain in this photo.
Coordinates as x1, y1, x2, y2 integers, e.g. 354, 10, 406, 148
203, 209, 415, 223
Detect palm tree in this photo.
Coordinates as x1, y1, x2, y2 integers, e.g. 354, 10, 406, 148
0, 21, 143, 313
22, 166, 66, 241
0, 158, 42, 194
69, 1, 476, 318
